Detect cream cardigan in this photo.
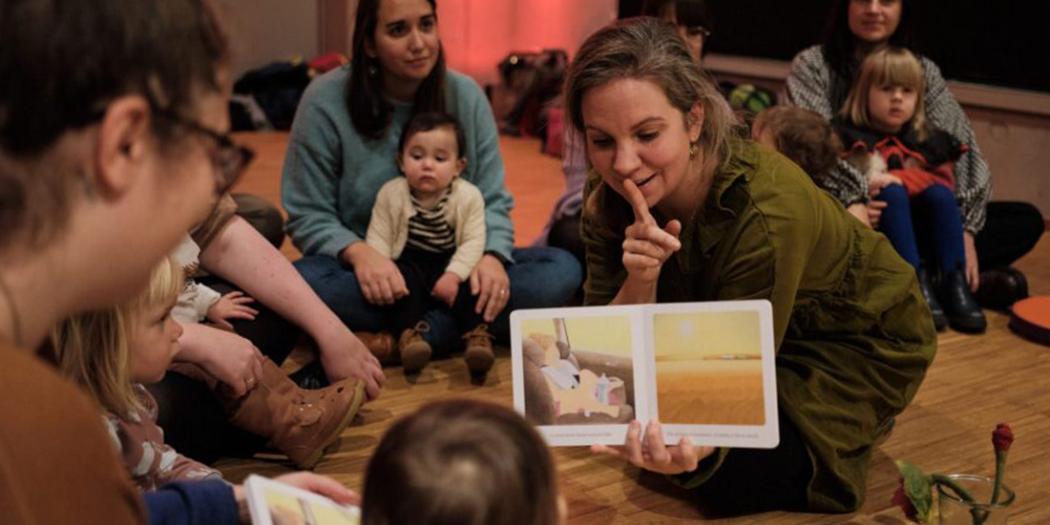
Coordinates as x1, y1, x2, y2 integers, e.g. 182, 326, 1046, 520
365, 177, 486, 280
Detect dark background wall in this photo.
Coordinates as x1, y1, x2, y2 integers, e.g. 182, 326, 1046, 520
618, 0, 1050, 93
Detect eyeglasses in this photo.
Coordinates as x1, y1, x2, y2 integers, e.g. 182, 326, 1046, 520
685, 25, 712, 40
150, 105, 255, 196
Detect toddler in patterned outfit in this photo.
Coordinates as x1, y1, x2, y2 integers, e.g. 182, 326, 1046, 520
366, 112, 494, 375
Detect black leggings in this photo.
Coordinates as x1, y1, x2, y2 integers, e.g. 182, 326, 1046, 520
689, 409, 813, 515
148, 278, 301, 463
974, 201, 1044, 269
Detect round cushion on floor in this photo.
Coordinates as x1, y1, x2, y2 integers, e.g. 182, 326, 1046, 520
1009, 296, 1050, 347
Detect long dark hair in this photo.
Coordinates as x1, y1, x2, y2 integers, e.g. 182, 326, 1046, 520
348, 0, 447, 141
820, 0, 916, 107
362, 399, 560, 525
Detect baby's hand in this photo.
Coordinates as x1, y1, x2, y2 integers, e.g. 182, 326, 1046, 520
431, 272, 461, 307
206, 291, 259, 330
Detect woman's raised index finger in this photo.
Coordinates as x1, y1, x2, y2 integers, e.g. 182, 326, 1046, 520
622, 179, 655, 225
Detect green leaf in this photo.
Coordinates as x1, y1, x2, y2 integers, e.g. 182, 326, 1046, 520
896, 460, 934, 522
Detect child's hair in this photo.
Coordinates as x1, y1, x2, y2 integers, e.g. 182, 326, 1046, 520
50, 257, 183, 416
362, 399, 560, 525
753, 106, 842, 180
397, 112, 467, 159
839, 47, 927, 140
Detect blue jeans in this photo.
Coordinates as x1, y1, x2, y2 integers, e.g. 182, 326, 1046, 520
294, 246, 583, 352
875, 183, 965, 272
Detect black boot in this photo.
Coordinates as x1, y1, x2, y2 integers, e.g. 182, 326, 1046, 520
940, 270, 987, 334
974, 267, 1029, 311
918, 269, 947, 331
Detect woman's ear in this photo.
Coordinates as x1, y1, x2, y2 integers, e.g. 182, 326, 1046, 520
687, 102, 705, 143
94, 95, 152, 199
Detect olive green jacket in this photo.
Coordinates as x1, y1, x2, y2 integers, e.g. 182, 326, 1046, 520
581, 139, 937, 512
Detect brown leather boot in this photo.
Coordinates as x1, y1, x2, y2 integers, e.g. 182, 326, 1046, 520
225, 359, 365, 469
398, 321, 432, 374
355, 331, 396, 364
463, 324, 495, 375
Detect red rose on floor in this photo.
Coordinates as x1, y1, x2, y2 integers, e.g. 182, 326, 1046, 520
992, 423, 1014, 453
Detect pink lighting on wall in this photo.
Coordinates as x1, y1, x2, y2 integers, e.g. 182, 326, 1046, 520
437, 0, 617, 86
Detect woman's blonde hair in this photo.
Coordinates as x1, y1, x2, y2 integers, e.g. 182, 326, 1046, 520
840, 47, 927, 140
50, 256, 183, 416
565, 17, 737, 171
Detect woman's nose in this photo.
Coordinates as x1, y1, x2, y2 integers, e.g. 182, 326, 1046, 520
612, 143, 640, 177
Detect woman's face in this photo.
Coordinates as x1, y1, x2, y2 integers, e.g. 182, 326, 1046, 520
581, 78, 702, 212
660, 5, 705, 64
128, 299, 182, 384
370, 0, 440, 92
848, 0, 902, 45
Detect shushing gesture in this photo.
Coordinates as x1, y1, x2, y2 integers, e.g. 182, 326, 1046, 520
621, 179, 682, 285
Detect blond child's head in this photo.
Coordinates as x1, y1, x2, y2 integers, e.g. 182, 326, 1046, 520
50, 257, 183, 416
840, 46, 926, 139
362, 399, 564, 525
752, 106, 842, 181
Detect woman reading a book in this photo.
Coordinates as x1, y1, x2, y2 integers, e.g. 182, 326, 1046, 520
568, 18, 936, 514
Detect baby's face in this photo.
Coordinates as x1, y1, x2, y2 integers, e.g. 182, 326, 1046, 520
399, 126, 465, 200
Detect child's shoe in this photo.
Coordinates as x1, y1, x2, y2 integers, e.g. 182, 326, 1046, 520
225, 359, 365, 469
355, 331, 396, 364
463, 324, 495, 375
398, 321, 432, 374
918, 268, 947, 331
940, 269, 987, 334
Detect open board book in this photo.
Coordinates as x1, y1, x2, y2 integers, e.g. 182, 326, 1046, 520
511, 300, 779, 448
245, 475, 360, 525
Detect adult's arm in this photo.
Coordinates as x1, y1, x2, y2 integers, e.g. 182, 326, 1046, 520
462, 78, 515, 262
143, 480, 238, 525
198, 217, 384, 398
920, 58, 991, 234
784, 47, 869, 208
280, 81, 358, 258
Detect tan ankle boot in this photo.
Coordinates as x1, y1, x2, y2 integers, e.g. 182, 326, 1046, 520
398, 321, 432, 374
463, 324, 495, 375
224, 359, 365, 469
355, 331, 396, 364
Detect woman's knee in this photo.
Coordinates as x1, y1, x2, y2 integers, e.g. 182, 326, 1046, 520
875, 183, 909, 206
509, 246, 583, 307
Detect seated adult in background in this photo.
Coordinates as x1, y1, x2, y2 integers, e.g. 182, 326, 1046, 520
283, 0, 581, 359
568, 18, 935, 514
537, 0, 715, 267
0, 0, 356, 522
786, 0, 1043, 309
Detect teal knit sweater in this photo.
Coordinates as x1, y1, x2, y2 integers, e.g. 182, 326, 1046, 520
282, 65, 515, 262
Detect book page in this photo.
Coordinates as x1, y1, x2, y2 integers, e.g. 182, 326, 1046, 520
644, 301, 779, 449
245, 475, 360, 525
511, 305, 646, 446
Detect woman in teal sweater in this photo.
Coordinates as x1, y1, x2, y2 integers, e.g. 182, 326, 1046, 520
283, 0, 581, 360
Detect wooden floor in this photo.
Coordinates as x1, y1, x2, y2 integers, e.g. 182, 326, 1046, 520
220, 132, 1050, 524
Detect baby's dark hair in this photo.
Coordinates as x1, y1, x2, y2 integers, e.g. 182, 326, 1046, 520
362, 399, 560, 525
397, 112, 467, 159
754, 106, 842, 181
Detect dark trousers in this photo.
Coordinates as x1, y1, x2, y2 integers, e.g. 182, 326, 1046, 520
691, 409, 812, 514
148, 278, 301, 463
388, 247, 485, 338
974, 201, 1044, 269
